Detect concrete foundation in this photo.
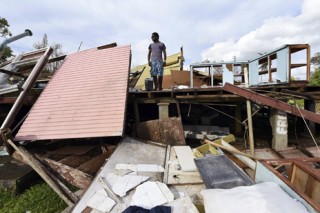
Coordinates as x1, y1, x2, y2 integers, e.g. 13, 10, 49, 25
269, 109, 288, 150
158, 102, 170, 119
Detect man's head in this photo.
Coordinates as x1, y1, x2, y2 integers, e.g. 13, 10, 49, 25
151, 32, 159, 42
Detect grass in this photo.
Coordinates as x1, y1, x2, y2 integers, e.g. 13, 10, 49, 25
0, 182, 67, 213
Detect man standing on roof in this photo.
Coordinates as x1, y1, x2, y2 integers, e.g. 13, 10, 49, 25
148, 32, 167, 91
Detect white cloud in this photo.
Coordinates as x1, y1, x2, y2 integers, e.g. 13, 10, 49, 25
202, 0, 320, 63
1, 0, 307, 67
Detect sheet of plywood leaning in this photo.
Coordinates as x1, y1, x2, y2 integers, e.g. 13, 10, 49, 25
15, 45, 131, 141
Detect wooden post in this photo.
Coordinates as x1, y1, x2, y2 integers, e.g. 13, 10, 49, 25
235, 102, 242, 136
244, 67, 255, 155
134, 101, 140, 123
176, 101, 181, 117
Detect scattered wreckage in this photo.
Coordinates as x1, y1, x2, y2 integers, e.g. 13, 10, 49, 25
0, 41, 319, 213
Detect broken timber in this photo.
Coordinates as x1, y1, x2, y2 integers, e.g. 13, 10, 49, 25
5, 137, 77, 205
224, 83, 320, 124
39, 156, 92, 190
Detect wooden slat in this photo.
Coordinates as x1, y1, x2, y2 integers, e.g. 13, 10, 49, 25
291, 165, 309, 193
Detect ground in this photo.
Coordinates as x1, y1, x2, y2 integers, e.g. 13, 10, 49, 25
0, 182, 67, 213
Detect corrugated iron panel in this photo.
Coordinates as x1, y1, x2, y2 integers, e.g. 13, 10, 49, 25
15, 45, 131, 141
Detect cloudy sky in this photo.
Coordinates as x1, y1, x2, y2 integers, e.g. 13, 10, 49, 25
1, 0, 320, 68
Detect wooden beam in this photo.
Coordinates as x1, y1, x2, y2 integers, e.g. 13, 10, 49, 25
204, 139, 260, 160
77, 148, 115, 176
39, 156, 92, 190
6, 138, 77, 205
224, 83, 320, 124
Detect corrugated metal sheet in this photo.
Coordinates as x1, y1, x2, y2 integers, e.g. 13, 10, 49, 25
15, 45, 131, 141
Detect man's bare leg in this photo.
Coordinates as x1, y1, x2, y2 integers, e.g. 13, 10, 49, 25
153, 76, 158, 91
158, 76, 163, 91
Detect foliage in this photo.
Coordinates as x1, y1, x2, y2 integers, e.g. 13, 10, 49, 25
0, 17, 13, 63
309, 67, 320, 86
311, 52, 320, 67
288, 99, 304, 108
33, 34, 66, 72
0, 17, 12, 37
0, 182, 67, 213
310, 52, 320, 85
0, 46, 13, 63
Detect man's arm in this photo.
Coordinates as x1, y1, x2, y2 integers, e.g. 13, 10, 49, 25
148, 47, 152, 66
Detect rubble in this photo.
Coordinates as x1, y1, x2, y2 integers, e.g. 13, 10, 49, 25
0, 42, 320, 213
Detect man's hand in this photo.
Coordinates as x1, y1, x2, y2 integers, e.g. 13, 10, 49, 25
163, 61, 166, 66
148, 61, 152, 66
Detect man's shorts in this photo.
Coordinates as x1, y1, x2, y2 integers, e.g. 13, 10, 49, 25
150, 59, 164, 77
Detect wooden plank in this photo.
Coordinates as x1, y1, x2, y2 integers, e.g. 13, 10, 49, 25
291, 166, 309, 193
77, 147, 115, 176
224, 82, 320, 124
6, 139, 76, 205
305, 175, 316, 197
59, 155, 93, 168
310, 179, 320, 206
50, 146, 95, 155
205, 140, 260, 160
40, 157, 92, 190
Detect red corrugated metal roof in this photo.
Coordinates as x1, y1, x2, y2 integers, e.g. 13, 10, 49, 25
15, 45, 131, 141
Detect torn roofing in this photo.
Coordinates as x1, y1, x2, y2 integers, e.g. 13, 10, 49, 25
15, 45, 131, 141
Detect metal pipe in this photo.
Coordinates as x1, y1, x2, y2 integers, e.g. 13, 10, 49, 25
0, 29, 33, 52
1, 47, 53, 130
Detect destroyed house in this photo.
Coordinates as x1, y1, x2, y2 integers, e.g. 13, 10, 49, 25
0, 42, 319, 213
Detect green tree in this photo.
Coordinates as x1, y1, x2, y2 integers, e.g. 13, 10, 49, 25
310, 52, 320, 85
0, 17, 11, 37
33, 34, 66, 72
311, 52, 320, 66
310, 67, 320, 86
0, 17, 13, 63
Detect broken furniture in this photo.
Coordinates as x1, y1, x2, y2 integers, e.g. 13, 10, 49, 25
256, 158, 320, 212
249, 44, 310, 85
189, 61, 248, 87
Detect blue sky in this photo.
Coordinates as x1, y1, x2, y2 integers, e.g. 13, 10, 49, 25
1, 0, 319, 69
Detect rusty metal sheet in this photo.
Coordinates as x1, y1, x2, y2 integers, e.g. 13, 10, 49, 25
15, 45, 131, 141
135, 117, 186, 145
224, 83, 320, 124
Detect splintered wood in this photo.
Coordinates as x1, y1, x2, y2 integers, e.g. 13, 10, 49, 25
135, 117, 186, 145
